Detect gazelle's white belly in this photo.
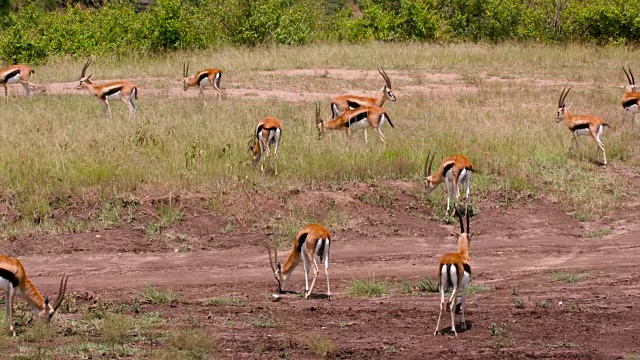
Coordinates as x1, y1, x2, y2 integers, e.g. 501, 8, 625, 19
5, 75, 20, 84
626, 104, 639, 113
0, 277, 13, 291
574, 128, 590, 136
106, 92, 122, 101
350, 119, 370, 130
199, 78, 210, 87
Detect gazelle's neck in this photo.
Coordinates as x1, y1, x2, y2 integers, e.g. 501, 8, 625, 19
281, 249, 301, 276
375, 87, 387, 107
22, 278, 46, 312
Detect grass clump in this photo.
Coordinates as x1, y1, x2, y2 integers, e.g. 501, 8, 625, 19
584, 228, 613, 238
549, 271, 589, 283
346, 277, 389, 298
489, 322, 512, 350
204, 296, 243, 307
251, 314, 277, 329
466, 283, 491, 295
307, 335, 337, 358
170, 328, 213, 359
142, 285, 178, 305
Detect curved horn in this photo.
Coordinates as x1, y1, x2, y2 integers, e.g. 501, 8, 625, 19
186, 62, 190, 78
52, 274, 69, 311
624, 67, 632, 85
630, 67, 635, 85
267, 246, 276, 272
315, 103, 322, 125
81, 59, 91, 78
378, 68, 392, 88
455, 208, 465, 234
466, 209, 470, 235
183, 63, 186, 78
423, 151, 432, 178
558, 86, 566, 107
562, 87, 571, 106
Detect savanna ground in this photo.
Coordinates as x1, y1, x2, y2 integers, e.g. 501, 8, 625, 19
0, 43, 640, 359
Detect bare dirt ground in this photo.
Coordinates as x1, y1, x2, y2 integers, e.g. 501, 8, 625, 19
2, 69, 640, 359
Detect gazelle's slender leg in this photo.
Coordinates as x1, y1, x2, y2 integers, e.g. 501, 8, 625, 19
3, 84, 8, 102
434, 265, 447, 336
459, 272, 469, 330
301, 248, 311, 294
323, 240, 331, 300
273, 130, 280, 176
445, 178, 452, 215
306, 255, 320, 299
448, 267, 459, 336
213, 83, 221, 100
21, 82, 30, 97
376, 127, 385, 143
573, 132, 580, 152
199, 85, 207, 107
465, 172, 472, 215
6, 285, 15, 336
103, 100, 112, 119
364, 129, 368, 143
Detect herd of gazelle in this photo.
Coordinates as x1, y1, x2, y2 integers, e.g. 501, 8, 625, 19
0, 61, 634, 336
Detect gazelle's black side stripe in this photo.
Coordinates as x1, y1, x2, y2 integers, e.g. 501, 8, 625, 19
0, 268, 19, 287
256, 125, 278, 138
297, 232, 308, 252
569, 122, 590, 131
623, 98, 638, 108
463, 263, 471, 275
101, 86, 123, 99
1, 69, 20, 83
443, 161, 454, 175
347, 111, 369, 126
197, 72, 209, 84
347, 100, 361, 109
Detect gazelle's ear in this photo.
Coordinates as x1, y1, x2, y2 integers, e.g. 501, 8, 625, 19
45, 296, 49, 306
277, 262, 282, 270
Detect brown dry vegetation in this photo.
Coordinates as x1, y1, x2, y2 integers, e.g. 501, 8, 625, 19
0, 43, 639, 358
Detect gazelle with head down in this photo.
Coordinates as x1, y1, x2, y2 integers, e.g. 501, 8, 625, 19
621, 67, 640, 125
434, 209, 472, 337
331, 68, 396, 142
249, 117, 282, 175
423, 152, 473, 216
556, 87, 611, 167
267, 224, 331, 300
1, 64, 37, 101
315, 103, 393, 149
76, 59, 138, 118
0, 254, 69, 336
182, 62, 223, 105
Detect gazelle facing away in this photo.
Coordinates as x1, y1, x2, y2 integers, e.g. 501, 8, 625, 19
556, 87, 611, 167
182, 62, 223, 105
1, 64, 37, 101
249, 117, 282, 175
76, 59, 138, 118
267, 224, 331, 300
424, 152, 473, 216
434, 209, 472, 337
622, 67, 640, 125
331, 68, 396, 142
0, 254, 69, 336
315, 103, 394, 149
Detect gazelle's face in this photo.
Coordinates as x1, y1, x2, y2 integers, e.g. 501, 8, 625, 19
273, 263, 289, 293
627, 84, 638, 93
424, 176, 438, 194
249, 139, 261, 164
385, 86, 396, 101
556, 106, 565, 123
316, 122, 324, 138
38, 298, 55, 321
182, 78, 190, 91
76, 76, 90, 89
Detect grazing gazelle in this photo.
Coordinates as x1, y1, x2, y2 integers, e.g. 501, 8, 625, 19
423, 152, 473, 216
182, 62, 223, 105
249, 117, 282, 175
0, 254, 69, 336
76, 59, 138, 118
331, 68, 396, 142
556, 87, 611, 167
622, 67, 640, 125
434, 209, 472, 337
1, 64, 37, 101
315, 103, 393, 149
267, 224, 331, 300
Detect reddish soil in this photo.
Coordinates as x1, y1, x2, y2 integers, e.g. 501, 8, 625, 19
3, 180, 640, 359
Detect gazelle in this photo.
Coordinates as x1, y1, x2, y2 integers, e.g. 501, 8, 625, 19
315, 103, 394, 149
622, 67, 640, 125
331, 68, 396, 142
76, 59, 138, 118
423, 152, 473, 216
249, 117, 282, 175
0, 254, 69, 336
182, 62, 223, 105
267, 224, 331, 300
1, 64, 37, 101
434, 208, 472, 337
556, 87, 611, 167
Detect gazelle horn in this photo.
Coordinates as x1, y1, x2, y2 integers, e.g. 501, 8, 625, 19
624, 67, 632, 85
455, 207, 465, 234
378, 67, 392, 88
424, 151, 434, 178
52, 274, 69, 311
630, 67, 635, 85
81, 59, 92, 78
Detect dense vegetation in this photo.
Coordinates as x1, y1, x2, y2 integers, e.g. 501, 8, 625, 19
1, 0, 640, 63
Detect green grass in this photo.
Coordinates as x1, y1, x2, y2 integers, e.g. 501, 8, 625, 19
549, 271, 590, 283
0, 43, 636, 238
251, 314, 277, 328
142, 285, 178, 305
466, 283, 491, 295
306, 335, 337, 358
584, 228, 613, 238
204, 296, 243, 307
346, 277, 389, 298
